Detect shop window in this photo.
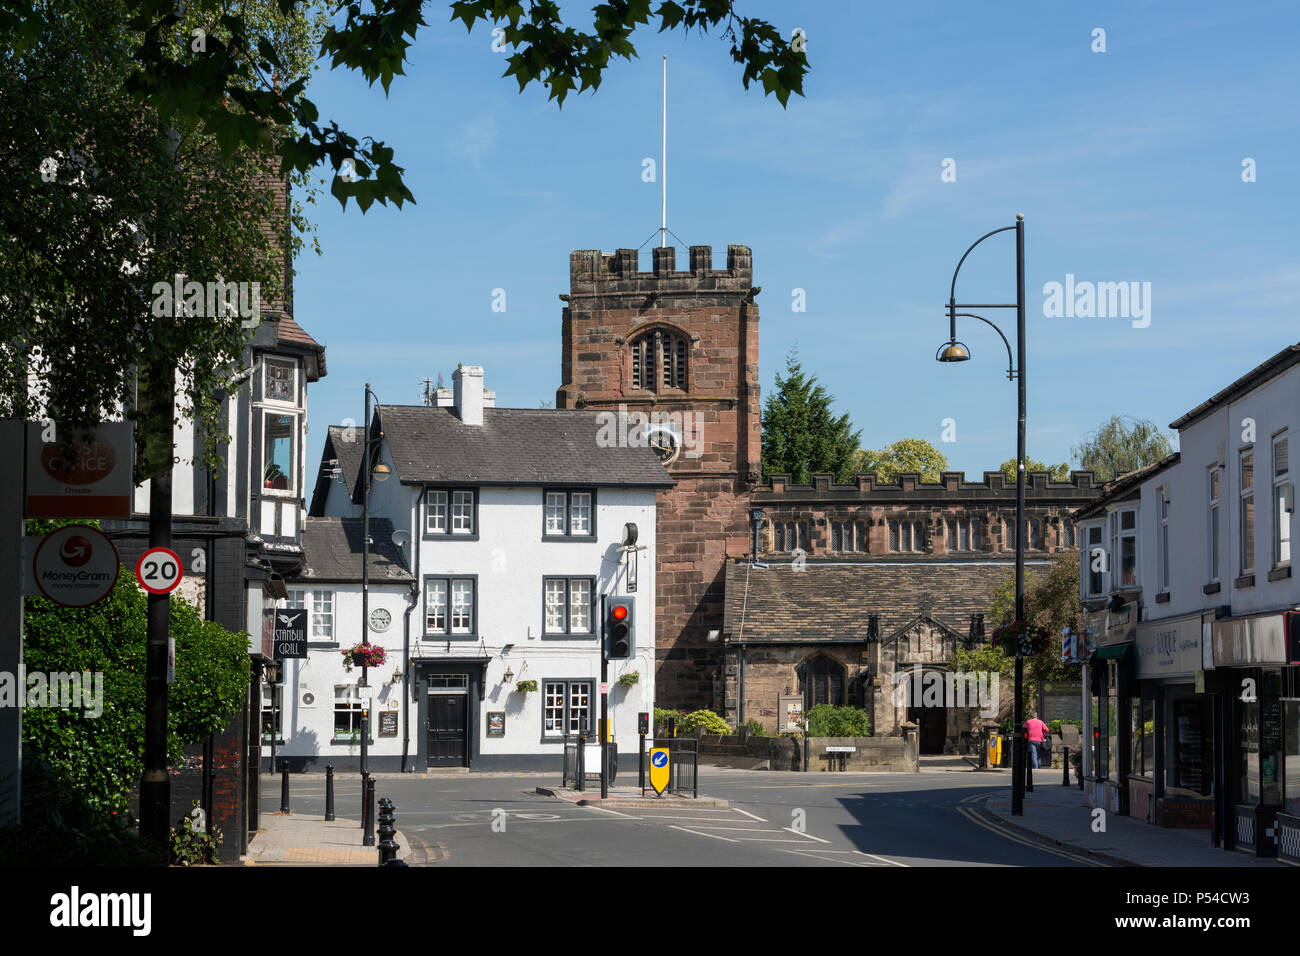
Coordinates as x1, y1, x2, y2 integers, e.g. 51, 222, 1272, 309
261, 685, 283, 744
1284, 672, 1300, 814
1169, 697, 1209, 795
1131, 698, 1154, 776
333, 685, 366, 742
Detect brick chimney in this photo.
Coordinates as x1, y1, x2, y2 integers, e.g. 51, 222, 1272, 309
453, 365, 486, 425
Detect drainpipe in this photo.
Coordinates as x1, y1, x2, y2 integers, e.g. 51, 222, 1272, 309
738, 644, 746, 727
401, 489, 420, 772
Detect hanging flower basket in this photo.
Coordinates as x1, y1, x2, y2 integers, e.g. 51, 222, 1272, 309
992, 620, 1051, 657
516, 680, 538, 694
342, 643, 386, 671
617, 672, 640, 687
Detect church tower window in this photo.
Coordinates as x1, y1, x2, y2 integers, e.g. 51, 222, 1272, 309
630, 328, 686, 391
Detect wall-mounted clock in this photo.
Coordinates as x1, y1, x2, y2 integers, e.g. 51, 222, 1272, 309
645, 424, 680, 465
369, 607, 392, 633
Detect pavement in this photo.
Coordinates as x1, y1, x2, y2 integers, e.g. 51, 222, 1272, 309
242, 812, 414, 866
973, 768, 1282, 867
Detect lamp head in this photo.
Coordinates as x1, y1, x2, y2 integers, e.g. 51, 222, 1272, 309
936, 341, 971, 363
371, 461, 391, 482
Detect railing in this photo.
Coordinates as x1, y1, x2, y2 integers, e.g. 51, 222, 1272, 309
641, 736, 698, 798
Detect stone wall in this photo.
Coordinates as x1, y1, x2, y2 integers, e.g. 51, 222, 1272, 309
699, 725, 918, 773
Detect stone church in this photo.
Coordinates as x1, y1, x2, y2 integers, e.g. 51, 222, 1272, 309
555, 243, 1100, 750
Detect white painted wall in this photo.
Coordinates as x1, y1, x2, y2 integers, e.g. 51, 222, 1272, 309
267, 584, 413, 761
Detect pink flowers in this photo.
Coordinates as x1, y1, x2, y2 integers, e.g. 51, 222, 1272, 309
342, 643, 386, 671
992, 620, 1050, 657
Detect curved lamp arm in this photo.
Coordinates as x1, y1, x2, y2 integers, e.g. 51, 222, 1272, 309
954, 313, 1017, 381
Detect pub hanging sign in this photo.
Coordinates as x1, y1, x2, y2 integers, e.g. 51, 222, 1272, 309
273, 608, 308, 659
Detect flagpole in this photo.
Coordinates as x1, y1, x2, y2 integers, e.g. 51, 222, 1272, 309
661, 55, 666, 249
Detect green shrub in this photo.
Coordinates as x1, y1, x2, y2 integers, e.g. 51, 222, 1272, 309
740, 718, 766, 737
653, 707, 683, 734
170, 800, 222, 865
806, 705, 870, 737
1047, 719, 1083, 735
676, 709, 731, 736
21, 520, 252, 814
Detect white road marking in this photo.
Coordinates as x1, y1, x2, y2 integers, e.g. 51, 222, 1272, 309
732, 807, 767, 822
783, 827, 831, 843
670, 825, 737, 843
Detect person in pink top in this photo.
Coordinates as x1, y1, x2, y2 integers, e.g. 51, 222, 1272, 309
1025, 711, 1050, 769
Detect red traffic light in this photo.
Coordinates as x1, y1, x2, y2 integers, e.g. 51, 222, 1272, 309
612, 604, 628, 621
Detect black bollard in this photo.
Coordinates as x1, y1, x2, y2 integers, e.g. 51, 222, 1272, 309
576, 733, 586, 792
325, 764, 335, 821
377, 797, 398, 865
1062, 746, 1071, 786
363, 775, 376, 847
280, 760, 290, 813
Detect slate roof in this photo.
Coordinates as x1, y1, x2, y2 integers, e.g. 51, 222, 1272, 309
1170, 341, 1300, 430
292, 517, 412, 583
307, 427, 366, 515
722, 558, 1050, 644
376, 405, 675, 487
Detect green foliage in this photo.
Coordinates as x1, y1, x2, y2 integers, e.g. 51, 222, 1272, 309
21, 526, 251, 814
170, 800, 223, 865
805, 705, 870, 738
617, 672, 639, 687
761, 349, 862, 483
1071, 415, 1176, 482
515, 680, 538, 694
998, 457, 1071, 482
0, 751, 162, 866
653, 707, 682, 734
985, 552, 1083, 684
676, 709, 732, 736
107, 0, 810, 211
0, 0, 322, 477
855, 438, 949, 483
739, 718, 766, 737
950, 643, 1013, 679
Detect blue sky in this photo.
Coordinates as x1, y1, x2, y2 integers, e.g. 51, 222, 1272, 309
295, 0, 1300, 482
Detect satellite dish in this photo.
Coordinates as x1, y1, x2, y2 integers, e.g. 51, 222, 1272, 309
392, 529, 410, 548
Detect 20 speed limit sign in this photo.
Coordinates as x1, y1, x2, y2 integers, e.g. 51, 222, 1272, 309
136, 547, 183, 595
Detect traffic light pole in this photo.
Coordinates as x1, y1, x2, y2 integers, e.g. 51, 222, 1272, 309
600, 594, 609, 799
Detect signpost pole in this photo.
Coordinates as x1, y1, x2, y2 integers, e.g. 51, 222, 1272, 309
140, 459, 173, 843
0, 421, 23, 827
600, 594, 609, 799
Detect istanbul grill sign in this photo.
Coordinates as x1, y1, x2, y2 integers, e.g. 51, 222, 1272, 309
273, 609, 307, 659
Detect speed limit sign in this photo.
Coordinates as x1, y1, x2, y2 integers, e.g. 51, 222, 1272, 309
136, 547, 183, 595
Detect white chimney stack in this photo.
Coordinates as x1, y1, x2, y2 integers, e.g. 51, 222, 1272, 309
453, 365, 486, 426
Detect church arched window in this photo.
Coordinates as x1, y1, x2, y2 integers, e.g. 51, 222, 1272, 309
630, 328, 686, 391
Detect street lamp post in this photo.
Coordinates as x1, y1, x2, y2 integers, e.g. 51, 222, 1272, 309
360, 384, 390, 814
935, 214, 1028, 816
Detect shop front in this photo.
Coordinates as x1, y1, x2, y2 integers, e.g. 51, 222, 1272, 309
1210, 611, 1298, 857
1133, 612, 1215, 830
1086, 603, 1136, 815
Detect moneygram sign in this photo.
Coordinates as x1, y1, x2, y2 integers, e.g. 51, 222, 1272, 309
26, 422, 133, 518
32, 524, 120, 607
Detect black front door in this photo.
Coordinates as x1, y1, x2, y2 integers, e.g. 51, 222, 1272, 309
427, 695, 468, 767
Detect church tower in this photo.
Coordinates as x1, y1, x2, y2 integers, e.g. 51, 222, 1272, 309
557, 244, 761, 711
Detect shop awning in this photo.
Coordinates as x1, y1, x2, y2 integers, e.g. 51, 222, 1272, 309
1094, 643, 1132, 660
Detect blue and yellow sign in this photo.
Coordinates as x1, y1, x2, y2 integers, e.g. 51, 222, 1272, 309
649, 747, 670, 795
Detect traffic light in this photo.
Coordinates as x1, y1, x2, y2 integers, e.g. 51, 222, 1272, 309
605, 597, 634, 659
